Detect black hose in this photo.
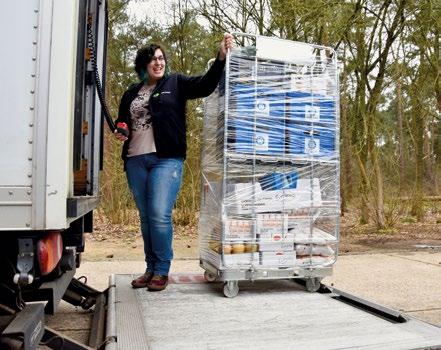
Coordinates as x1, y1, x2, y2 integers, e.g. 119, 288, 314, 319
86, 18, 116, 132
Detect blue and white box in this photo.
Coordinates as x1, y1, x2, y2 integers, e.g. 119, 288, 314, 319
286, 90, 336, 123
286, 123, 336, 158
228, 84, 285, 155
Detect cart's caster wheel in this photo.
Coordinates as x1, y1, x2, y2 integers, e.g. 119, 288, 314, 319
305, 277, 321, 292
223, 281, 239, 298
204, 271, 217, 282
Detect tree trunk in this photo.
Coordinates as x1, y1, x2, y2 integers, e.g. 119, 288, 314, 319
340, 93, 352, 215
371, 144, 385, 228
339, 50, 352, 215
396, 77, 405, 192
355, 149, 370, 224
423, 123, 437, 193
411, 109, 425, 220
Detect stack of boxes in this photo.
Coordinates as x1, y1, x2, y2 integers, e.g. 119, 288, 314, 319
285, 88, 336, 158
256, 214, 295, 267
228, 85, 285, 155
199, 37, 339, 273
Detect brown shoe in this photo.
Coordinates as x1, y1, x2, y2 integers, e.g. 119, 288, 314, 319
147, 275, 168, 291
131, 272, 153, 288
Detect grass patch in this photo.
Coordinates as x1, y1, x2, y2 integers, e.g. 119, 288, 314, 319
401, 216, 417, 223
377, 228, 398, 235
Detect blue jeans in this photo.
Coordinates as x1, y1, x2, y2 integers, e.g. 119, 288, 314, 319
126, 153, 183, 276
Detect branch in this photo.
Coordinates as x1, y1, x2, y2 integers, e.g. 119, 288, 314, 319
334, 0, 364, 52
367, 0, 406, 73
364, 0, 391, 74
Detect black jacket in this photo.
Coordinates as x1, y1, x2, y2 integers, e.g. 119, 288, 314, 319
116, 56, 225, 164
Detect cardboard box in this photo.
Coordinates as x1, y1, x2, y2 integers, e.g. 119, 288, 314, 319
225, 179, 322, 214
295, 244, 335, 257
223, 252, 259, 267
289, 227, 337, 244
225, 219, 254, 240
256, 214, 298, 244
258, 241, 294, 252
296, 256, 333, 267
256, 214, 288, 240
286, 123, 336, 157
200, 249, 259, 269
213, 219, 254, 241
287, 218, 311, 233
228, 84, 286, 156
260, 251, 296, 267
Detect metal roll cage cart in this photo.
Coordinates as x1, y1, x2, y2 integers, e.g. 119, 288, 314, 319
199, 33, 340, 297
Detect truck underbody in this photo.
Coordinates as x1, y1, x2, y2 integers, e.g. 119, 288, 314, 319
0, 215, 107, 349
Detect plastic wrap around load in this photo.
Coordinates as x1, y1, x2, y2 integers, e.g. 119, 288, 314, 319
199, 34, 340, 274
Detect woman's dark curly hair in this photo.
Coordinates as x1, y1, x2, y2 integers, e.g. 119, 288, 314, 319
134, 44, 168, 81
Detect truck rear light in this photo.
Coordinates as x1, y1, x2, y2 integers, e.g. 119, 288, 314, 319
37, 231, 63, 275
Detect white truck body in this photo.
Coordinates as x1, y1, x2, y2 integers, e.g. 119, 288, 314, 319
0, 1, 108, 347
0, 0, 105, 231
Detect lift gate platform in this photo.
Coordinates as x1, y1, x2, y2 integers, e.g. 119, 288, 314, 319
105, 274, 441, 350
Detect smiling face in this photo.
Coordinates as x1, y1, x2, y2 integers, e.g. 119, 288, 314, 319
146, 48, 166, 84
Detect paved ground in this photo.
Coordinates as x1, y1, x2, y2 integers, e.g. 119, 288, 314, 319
44, 250, 441, 348
324, 251, 441, 326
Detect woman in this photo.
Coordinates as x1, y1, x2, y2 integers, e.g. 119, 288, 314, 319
115, 34, 233, 291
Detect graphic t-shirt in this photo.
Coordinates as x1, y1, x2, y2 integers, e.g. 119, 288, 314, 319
127, 84, 157, 157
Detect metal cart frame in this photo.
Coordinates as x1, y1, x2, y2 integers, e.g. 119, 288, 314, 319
199, 33, 340, 297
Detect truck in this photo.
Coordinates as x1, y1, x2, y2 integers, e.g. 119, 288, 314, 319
0, 1, 108, 348
1, 1, 441, 350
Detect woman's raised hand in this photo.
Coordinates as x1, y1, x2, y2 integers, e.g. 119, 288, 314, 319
219, 33, 234, 60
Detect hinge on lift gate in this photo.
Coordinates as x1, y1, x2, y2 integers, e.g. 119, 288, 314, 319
13, 238, 35, 286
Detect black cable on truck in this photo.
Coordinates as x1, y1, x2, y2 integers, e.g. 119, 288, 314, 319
86, 16, 117, 133
86, 17, 115, 132
87, 16, 130, 139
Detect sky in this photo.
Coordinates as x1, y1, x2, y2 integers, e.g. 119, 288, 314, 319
127, 0, 211, 28
127, 0, 177, 25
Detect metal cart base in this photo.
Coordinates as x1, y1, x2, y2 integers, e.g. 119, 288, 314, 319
200, 259, 332, 297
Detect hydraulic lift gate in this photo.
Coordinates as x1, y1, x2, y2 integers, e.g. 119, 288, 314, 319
106, 274, 441, 350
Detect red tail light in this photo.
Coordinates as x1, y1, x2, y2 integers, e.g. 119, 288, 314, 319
37, 231, 63, 275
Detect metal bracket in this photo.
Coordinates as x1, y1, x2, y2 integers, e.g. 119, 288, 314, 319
42, 327, 93, 350
13, 238, 35, 286
0, 303, 45, 350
